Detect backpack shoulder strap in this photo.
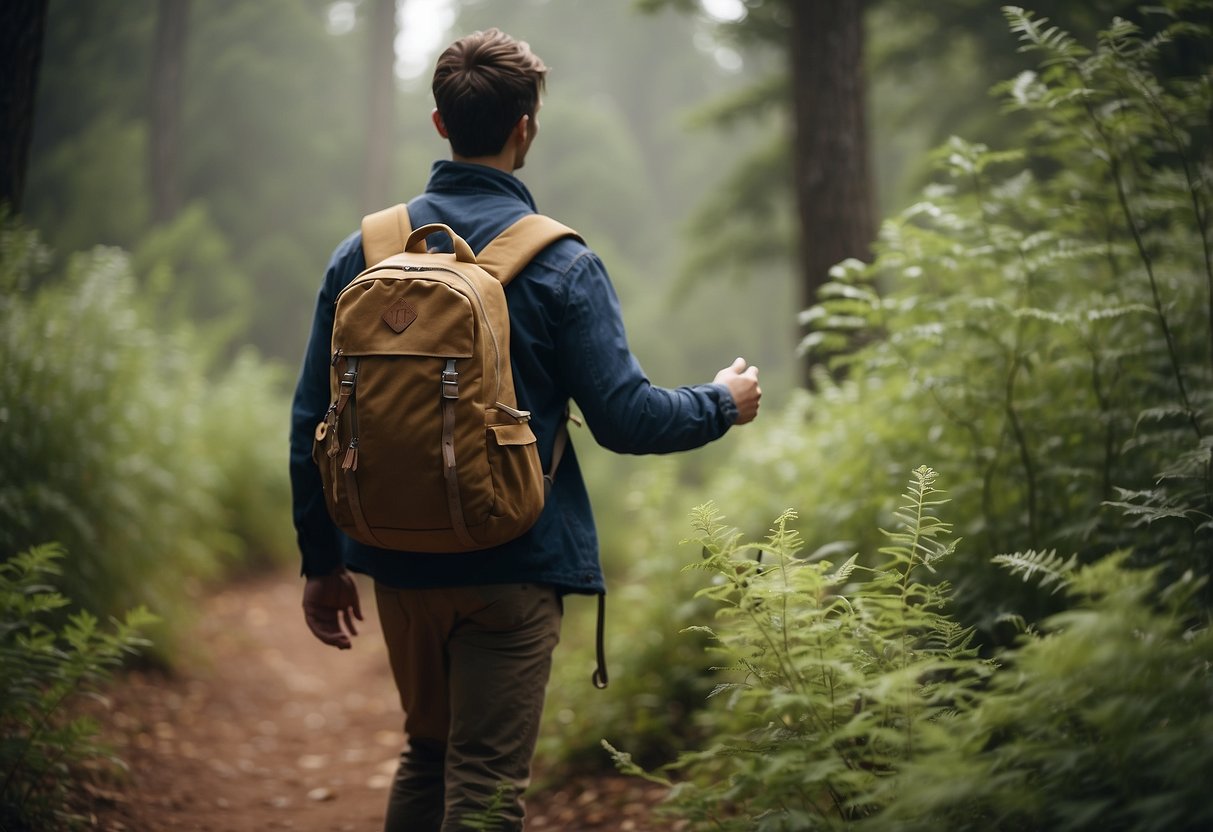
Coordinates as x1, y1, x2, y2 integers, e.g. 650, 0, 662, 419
361, 203, 420, 267
476, 214, 583, 286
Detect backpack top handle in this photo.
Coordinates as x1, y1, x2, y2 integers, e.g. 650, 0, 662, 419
405, 223, 477, 264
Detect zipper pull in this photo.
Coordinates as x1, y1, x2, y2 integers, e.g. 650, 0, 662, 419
342, 441, 359, 471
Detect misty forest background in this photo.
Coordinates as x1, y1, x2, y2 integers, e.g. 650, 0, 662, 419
3, 0, 1212, 830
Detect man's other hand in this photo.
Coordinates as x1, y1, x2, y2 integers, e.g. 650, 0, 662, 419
303, 569, 363, 649
714, 356, 761, 426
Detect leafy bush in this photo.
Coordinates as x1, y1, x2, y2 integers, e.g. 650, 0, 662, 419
614, 11, 1213, 823
614, 469, 1212, 831
881, 553, 1213, 832
0, 544, 154, 831
0, 220, 294, 648
708, 2, 1212, 631
608, 467, 989, 829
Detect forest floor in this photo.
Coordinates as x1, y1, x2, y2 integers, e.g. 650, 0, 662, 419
83, 570, 673, 832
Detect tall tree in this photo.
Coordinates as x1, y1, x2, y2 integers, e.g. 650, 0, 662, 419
0, 0, 49, 213
150, 0, 190, 223
362, 0, 397, 212
788, 0, 874, 383
643, 0, 877, 384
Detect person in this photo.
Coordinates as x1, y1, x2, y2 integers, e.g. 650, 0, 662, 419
288, 27, 761, 832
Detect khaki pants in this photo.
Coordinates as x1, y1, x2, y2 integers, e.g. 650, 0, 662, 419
374, 582, 562, 832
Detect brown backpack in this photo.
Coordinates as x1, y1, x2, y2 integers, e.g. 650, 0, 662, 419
312, 204, 581, 552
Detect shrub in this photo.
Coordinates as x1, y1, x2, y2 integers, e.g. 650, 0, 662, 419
610, 467, 990, 830
0, 544, 154, 831
880, 553, 1213, 832
712, 2, 1213, 631
616, 471, 1212, 831
0, 220, 294, 649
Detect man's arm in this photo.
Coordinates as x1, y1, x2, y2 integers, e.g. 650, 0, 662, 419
557, 253, 760, 453
290, 232, 368, 647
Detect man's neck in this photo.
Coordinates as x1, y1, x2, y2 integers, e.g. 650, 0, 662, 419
450, 151, 515, 175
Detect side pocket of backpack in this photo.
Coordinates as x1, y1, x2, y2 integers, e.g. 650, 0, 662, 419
313, 409, 353, 530
484, 414, 545, 531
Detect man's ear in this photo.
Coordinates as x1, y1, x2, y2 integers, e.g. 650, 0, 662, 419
431, 109, 449, 139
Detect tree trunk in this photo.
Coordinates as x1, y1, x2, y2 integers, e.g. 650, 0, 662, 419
362, 0, 397, 212
150, 0, 190, 224
788, 0, 875, 385
0, 0, 49, 214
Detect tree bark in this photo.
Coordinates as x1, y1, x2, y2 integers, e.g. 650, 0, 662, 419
150, 0, 190, 224
0, 0, 49, 214
362, 0, 398, 213
788, 0, 875, 384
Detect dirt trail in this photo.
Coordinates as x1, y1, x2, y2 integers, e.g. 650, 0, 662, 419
87, 571, 670, 831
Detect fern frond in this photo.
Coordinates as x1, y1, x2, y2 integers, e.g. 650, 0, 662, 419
601, 740, 673, 787
993, 549, 1078, 593
995, 611, 1029, 633
1003, 7, 1088, 62
828, 553, 860, 586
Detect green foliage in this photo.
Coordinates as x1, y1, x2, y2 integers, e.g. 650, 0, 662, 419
132, 202, 252, 344
0, 221, 294, 650
538, 456, 719, 773
628, 468, 989, 830
879, 554, 1213, 832
27, 0, 363, 360
794, 4, 1213, 620
579, 9, 1213, 812
455, 783, 514, 831
0, 544, 155, 831
619, 475, 1212, 831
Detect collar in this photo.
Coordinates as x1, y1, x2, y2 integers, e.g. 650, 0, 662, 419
424, 160, 538, 212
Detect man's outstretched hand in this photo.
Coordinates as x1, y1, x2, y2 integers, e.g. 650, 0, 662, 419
714, 356, 761, 426
303, 569, 363, 649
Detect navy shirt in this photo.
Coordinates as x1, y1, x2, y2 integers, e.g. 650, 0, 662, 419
288, 161, 738, 595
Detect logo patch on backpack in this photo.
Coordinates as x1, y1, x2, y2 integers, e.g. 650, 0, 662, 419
382, 297, 417, 333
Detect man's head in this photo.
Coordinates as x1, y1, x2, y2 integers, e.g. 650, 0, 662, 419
432, 29, 547, 166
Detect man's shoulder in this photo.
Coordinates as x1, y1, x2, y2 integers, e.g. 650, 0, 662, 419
328, 228, 366, 276
523, 220, 596, 276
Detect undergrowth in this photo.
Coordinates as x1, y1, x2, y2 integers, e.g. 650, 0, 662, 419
0, 220, 295, 653
0, 544, 154, 831
610, 467, 1212, 830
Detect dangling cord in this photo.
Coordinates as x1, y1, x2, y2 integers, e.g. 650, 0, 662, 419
592, 592, 609, 689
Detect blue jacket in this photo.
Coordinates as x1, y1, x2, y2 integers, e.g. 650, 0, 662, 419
288, 161, 738, 595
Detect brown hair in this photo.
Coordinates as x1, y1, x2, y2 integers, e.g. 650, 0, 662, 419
432, 29, 548, 158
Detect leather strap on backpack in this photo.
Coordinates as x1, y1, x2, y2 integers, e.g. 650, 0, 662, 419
440, 359, 476, 549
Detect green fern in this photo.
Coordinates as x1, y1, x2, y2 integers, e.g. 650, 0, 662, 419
0, 544, 155, 831
993, 549, 1079, 593
625, 469, 987, 829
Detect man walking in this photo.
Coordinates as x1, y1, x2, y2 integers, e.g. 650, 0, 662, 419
289, 28, 761, 832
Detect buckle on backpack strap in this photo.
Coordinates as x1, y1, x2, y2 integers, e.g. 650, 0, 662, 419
339, 356, 360, 391
441, 359, 459, 400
